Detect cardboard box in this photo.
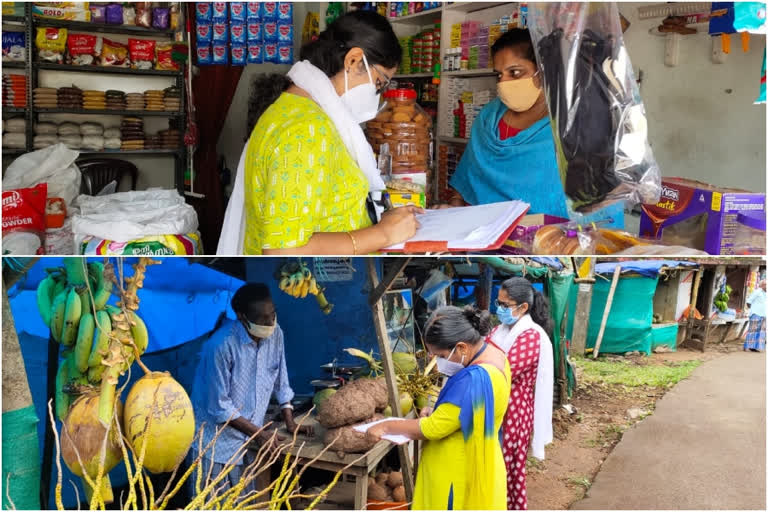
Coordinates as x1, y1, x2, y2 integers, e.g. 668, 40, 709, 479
388, 191, 426, 209
639, 177, 766, 255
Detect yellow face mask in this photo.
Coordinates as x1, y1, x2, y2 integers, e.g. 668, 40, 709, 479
497, 73, 542, 112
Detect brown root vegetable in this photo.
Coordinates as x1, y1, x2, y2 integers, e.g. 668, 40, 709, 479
387, 471, 404, 489
323, 414, 383, 455
368, 480, 389, 501
355, 377, 388, 411
376, 472, 389, 486
317, 382, 377, 428
392, 485, 406, 502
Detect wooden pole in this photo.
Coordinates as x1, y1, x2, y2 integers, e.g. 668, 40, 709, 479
688, 268, 704, 327
476, 263, 493, 311
593, 266, 622, 359
558, 300, 569, 405
571, 256, 596, 356
367, 259, 415, 502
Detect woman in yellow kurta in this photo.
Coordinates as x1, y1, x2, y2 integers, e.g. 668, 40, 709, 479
235, 11, 420, 255
368, 306, 511, 510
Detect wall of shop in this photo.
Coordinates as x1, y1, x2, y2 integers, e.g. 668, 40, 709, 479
216, 2, 324, 184
216, 3, 766, 194
622, 3, 766, 192
245, 257, 383, 396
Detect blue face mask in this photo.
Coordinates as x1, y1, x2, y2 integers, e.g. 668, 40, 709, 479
496, 305, 520, 325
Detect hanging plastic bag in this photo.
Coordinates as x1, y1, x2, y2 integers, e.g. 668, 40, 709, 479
529, 3, 662, 211
733, 2, 767, 33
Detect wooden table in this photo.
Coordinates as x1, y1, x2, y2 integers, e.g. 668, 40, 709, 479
278, 418, 397, 510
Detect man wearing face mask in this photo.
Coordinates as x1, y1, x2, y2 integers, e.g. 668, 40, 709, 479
218, 10, 421, 256
487, 277, 554, 510
366, 305, 511, 510
189, 283, 312, 497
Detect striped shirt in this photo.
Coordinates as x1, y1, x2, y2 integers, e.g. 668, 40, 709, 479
190, 319, 294, 464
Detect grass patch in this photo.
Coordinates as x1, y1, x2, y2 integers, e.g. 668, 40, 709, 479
526, 456, 545, 472
573, 357, 701, 388
567, 476, 591, 489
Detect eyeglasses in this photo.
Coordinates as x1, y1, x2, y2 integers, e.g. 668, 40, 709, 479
494, 300, 520, 309
372, 63, 392, 94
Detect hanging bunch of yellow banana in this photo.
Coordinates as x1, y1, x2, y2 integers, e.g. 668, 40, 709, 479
35, 257, 154, 424
276, 260, 333, 314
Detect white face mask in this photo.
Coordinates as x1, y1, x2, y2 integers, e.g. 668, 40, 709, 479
436, 346, 465, 377
245, 316, 276, 339
341, 53, 380, 124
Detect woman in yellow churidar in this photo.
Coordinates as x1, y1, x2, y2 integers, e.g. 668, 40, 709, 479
367, 306, 511, 510
219, 11, 421, 255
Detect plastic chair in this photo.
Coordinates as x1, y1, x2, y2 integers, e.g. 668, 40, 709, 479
77, 158, 139, 195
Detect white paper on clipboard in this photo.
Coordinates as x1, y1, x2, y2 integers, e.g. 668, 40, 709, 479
352, 417, 412, 445
384, 200, 530, 251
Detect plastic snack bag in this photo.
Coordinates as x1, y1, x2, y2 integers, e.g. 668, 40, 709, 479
152, 7, 170, 30
529, 3, 662, 210
105, 3, 123, 24
129, 38, 156, 69
2, 183, 48, 255
135, 2, 152, 28
36, 27, 67, 63
101, 37, 129, 66
33, 2, 91, 21
89, 3, 106, 22
67, 33, 101, 65
156, 42, 179, 70
2, 31, 25, 62
123, 4, 135, 25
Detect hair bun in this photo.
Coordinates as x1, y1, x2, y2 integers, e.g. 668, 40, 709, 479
462, 305, 491, 335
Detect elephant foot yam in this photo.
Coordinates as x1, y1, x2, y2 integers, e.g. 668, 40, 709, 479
375, 472, 389, 486
317, 383, 377, 428
323, 414, 384, 455
392, 485, 406, 502
345, 377, 388, 411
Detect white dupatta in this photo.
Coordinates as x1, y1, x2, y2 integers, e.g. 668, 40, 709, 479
491, 314, 554, 460
217, 60, 385, 255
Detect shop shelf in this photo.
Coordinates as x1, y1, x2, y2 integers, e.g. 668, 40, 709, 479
2, 61, 26, 69
1, 15, 25, 24
35, 62, 181, 77
78, 149, 182, 155
394, 73, 435, 79
445, 2, 510, 13
388, 7, 443, 25
35, 108, 181, 117
442, 69, 497, 77
2, 106, 28, 114
439, 136, 469, 144
32, 17, 175, 37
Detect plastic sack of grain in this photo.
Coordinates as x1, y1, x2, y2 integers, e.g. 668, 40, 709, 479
3, 143, 81, 206
80, 233, 203, 255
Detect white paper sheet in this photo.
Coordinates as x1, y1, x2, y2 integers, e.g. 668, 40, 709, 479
352, 417, 412, 445
384, 200, 529, 251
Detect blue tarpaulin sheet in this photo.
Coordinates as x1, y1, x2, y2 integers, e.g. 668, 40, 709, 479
595, 260, 698, 279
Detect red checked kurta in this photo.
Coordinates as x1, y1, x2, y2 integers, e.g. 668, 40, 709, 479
488, 326, 541, 510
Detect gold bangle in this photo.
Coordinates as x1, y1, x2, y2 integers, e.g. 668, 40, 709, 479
346, 231, 358, 255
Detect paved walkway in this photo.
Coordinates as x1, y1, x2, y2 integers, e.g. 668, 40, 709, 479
572, 351, 766, 510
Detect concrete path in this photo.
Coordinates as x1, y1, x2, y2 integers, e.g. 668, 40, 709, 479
572, 351, 766, 510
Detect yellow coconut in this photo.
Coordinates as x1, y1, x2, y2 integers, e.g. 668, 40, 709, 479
123, 371, 195, 474
60, 393, 123, 504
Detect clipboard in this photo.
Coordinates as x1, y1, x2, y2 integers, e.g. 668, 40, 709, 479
383, 200, 531, 253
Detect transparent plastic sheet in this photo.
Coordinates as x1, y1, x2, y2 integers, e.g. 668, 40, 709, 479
529, 3, 662, 210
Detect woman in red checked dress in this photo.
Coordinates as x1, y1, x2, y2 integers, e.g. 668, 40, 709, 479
488, 277, 554, 510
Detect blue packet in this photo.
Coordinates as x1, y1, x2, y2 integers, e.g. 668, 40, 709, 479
231, 43, 247, 66
197, 45, 212, 65
247, 43, 263, 63
277, 2, 293, 21
277, 22, 293, 43
247, 21, 262, 42
229, 2, 247, 22
260, 2, 278, 20
196, 22, 212, 45
212, 2, 228, 21
212, 21, 229, 43
195, 3, 212, 22
262, 21, 278, 42
230, 22, 246, 44
277, 43, 293, 64
212, 43, 229, 64
246, 2, 261, 20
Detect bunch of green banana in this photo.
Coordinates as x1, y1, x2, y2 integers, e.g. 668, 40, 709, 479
35, 258, 151, 422
276, 261, 334, 314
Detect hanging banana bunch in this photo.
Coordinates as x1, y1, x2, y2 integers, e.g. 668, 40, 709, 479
276, 260, 334, 314
35, 257, 155, 424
